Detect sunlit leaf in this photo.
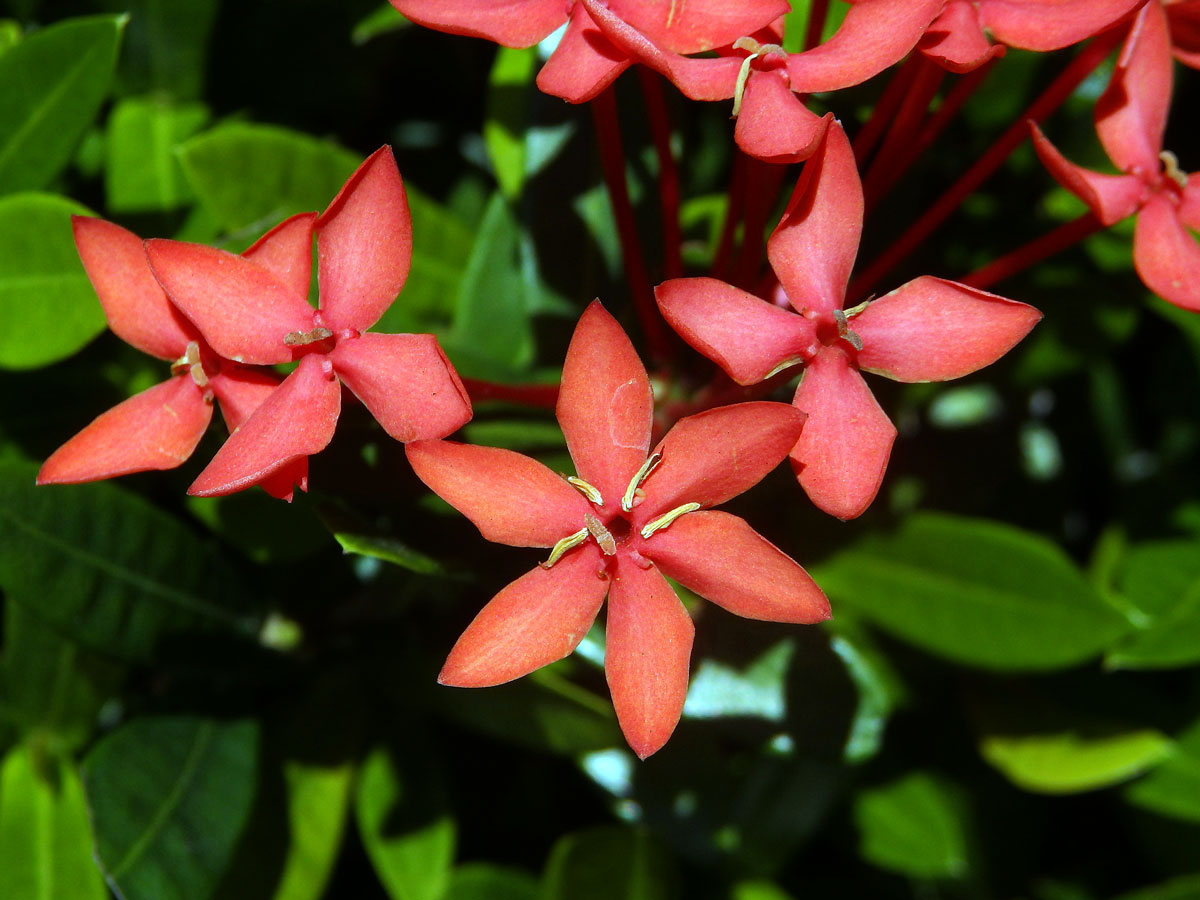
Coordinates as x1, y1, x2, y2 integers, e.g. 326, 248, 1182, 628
270, 761, 355, 900
484, 47, 537, 200
855, 772, 971, 880
106, 96, 209, 212
982, 727, 1170, 795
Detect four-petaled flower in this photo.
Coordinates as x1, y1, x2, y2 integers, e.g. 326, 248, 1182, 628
406, 301, 830, 759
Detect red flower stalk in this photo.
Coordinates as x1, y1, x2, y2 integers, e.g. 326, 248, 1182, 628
144, 146, 472, 497
657, 121, 1042, 519
1031, 0, 1200, 311
37, 217, 309, 500
406, 302, 829, 759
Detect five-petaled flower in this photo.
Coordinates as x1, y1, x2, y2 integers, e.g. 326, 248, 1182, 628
406, 301, 830, 759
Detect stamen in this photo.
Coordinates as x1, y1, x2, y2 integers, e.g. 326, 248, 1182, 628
640, 502, 701, 539
1161, 150, 1188, 189
764, 356, 804, 380
731, 38, 786, 118
621, 453, 662, 512
284, 327, 334, 346
567, 476, 604, 506
585, 512, 617, 556
833, 309, 864, 352
541, 527, 588, 568
170, 341, 203, 377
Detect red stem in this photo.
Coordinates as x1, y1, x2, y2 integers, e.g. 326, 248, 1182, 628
960, 212, 1104, 290
462, 378, 559, 409
638, 68, 683, 280
895, 57, 998, 183
732, 159, 789, 289
854, 54, 921, 165
713, 152, 748, 280
804, 0, 830, 51
862, 57, 945, 211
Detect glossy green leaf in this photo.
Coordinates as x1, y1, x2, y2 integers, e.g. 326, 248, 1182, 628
1125, 717, 1200, 823
444, 863, 539, 900
0, 460, 259, 660
484, 47, 537, 200
982, 728, 1171, 795
84, 716, 259, 900
270, 761, 355, 900
811, 513, 1129, 670
543, 826, 676, 900
0, 743, 109, 900
855, 772, 970, 880
105, 96, 209, 212
0, 192, 104, 370
93, 0, 216, 98
1106, 540, 1200, 669
0, 14, 123, 192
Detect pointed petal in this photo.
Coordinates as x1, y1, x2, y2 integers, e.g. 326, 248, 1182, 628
330, 332, 471, 442
71, 217, 196, 360
386, 0, 563, 47
38, 376, 211, 484
558, 301, 653, 514
242, 212, 317, 302
734, 72, 828, 164
768, 120, 861, 315
641, 510, 830, 623
635, 403, 805, 523
1095, 0, 1172, 176
207, 367, 284, 432
259, 460, 309, 503
655, 277, 818, 385
611, 0, 788, 53
406, 440, 590, 547
852, 276, 1042, 382
605, 557, 693, 759
316, 147, 413, 334
189, 353, 340, 496
1030, 124, 1145, 225
1182, 175, 1200, 231
439, 547, 609, 687
535, 3, 629, 103
1133, 194, 1200, 312
1168, 2, 1200, 69
919, 1, 1005, 73
981, 0, 1142, 51
790, 346, 896, 520
145, 239, 314, 365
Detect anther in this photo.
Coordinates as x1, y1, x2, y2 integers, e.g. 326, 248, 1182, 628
567, 476, 604, 506
764, 356, 804, 380
621, 453, 662, 512
731, 37, 787, 118
284, 327, 334, 346
541, 527, 588, 568
833, 309, 864, 352
1161, 151, 1188, 189
585, 512, 617, 556
640, 502, 701, 539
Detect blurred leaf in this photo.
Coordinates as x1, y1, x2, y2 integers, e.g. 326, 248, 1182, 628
186, 490, 331, 565
1106, 540, 1200, 669
855, 772, 970, 880
0, 460, 259, 660
0, 14, 123, 192
982, 727, 1170, 795
543, 826, 676, 900
826, 619, 906, 764
333, 531, 445, 576
461, 418, 565, 451
0, 19, 20, 56
105, 96, 209, 212
94, 0, 215, 98
270, 760, 355, 900
731, 882, 795, 900
1125, 716, 1200, 823
353, 4, 409, 43
1110, 875, 1200, 900
0, 743, 108, 900
0, 192, 104, 370
812, 513, 1129, 670
84, 716, 259, 900
444, 863, 539, 900
683, 639, 793, 721
484, 47, 537, 200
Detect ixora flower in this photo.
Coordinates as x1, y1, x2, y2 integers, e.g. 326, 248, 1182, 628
406, 302, 829, 759
144, 146, 472, 498
1031, 0, 1200, 311
37, 215, 311, 500
657, 121, 1042, 519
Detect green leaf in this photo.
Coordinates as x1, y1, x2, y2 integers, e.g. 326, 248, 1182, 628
855, 772, 970, 880
827, 618, 906, 765
1111, 875, 1200, 900
353, 4, 410, 44
0, 743, 109, 900
84, 716, 260, 900
1106, 540, 1200, 669
93, 0, 216, 98
484, 47, 537, 200
731, 882, 796, 900
543, 826, 676, 900
333, 531, 446, 576
0, 460, 259, 660
0, 192, 105, 370
0, 15, 123, 192
444, 863, 539, 900
811, 513, 1129, 670
356, 745, 456, 900
683, 639, 793, 721
982, 728, 1171, 795
0, 19, 20, 58
1125, 716, 1200, 823
270, 760, 355, 900
105, 96, 209, 212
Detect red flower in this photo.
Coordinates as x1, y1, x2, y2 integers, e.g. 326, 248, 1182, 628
657, 121, 1042, 519
1166, 0, 1200, 68
1031, 0, 1200, 311
144, 146, 472, 497
406, 301, 829, 759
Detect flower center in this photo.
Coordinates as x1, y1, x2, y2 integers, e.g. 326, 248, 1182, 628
170, 341, 215, 400
731, 37, 788, 117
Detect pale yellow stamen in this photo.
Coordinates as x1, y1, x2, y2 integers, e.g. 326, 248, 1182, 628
541, 527, 588, 568
1161, 150, 1188, 189
567, 476, 604, 506
284, 327, 334, 346
621, 453, 662, 512
764, 356, 804, 380
640, 502, 701, 539
731, 37, 786, 118
833, 309, 864, 352
585, 512, 617, 556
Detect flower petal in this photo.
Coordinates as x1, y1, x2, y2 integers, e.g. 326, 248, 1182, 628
536, 2, 629, 103
1029, 124, 1145, 225
981, 0, 1142, 51
316, 147, 413, 334
635, 402, 805, 522
851, 276, 1042, 382
438, 547, 609, 687
38, 376, 211, 484
1133, 194, 1200, 312
1181, 174, 1200, 231
734, 72, 828, 164
768, 120, 860, 315
406, 440, 590, 548
790, 346, 896, 520
71, 217, 196, 360
145, 239, 314, 365
612, 0, 788, 54
919, 0, 1005, 73
242, 212, 317, 303
655, 277, 818, 385
189, 353, 340, 496
641, 510, 830, 623
558, 301, 653, 515
330, 332, 471, 442
1168, 2, 1200, 69
605, 557, 693, 759
386, 0, 563, 48
207, 367, 284, 432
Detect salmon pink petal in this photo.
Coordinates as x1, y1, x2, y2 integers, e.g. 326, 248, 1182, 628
1029, 125, 1145, 225
242, 212, 317, 303
641, 510, 830, 624
189, 354, 340, 496
38, 376, 211, 484
558, 301, 653, 514
981, 0, 1142, 52
316, 147, 413, 334
330, 332, 471, 442
1095, 1, 1172, 177
438, 547, 609, 687
207, 367, 284, 432
919, 1, 1004, 73
851, 276, 1042, 382
536, 2, 629, 103
655, 277, 818, 385
768, 120, 861, 316
71, 217, 196, 360
145, 239, 314, 365
1168, 2, 1200, 69
1133, 194, 1200, 312
605, 557, 693, 759
791, 346, 896, 520
405, 440, 590, 548
1181, 175, 1200, 231
635, 403, 806, 522
612, 0, 788, 54
386, 0, 563, 48
734, 72, 827, 164
259, 460, 309, 503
